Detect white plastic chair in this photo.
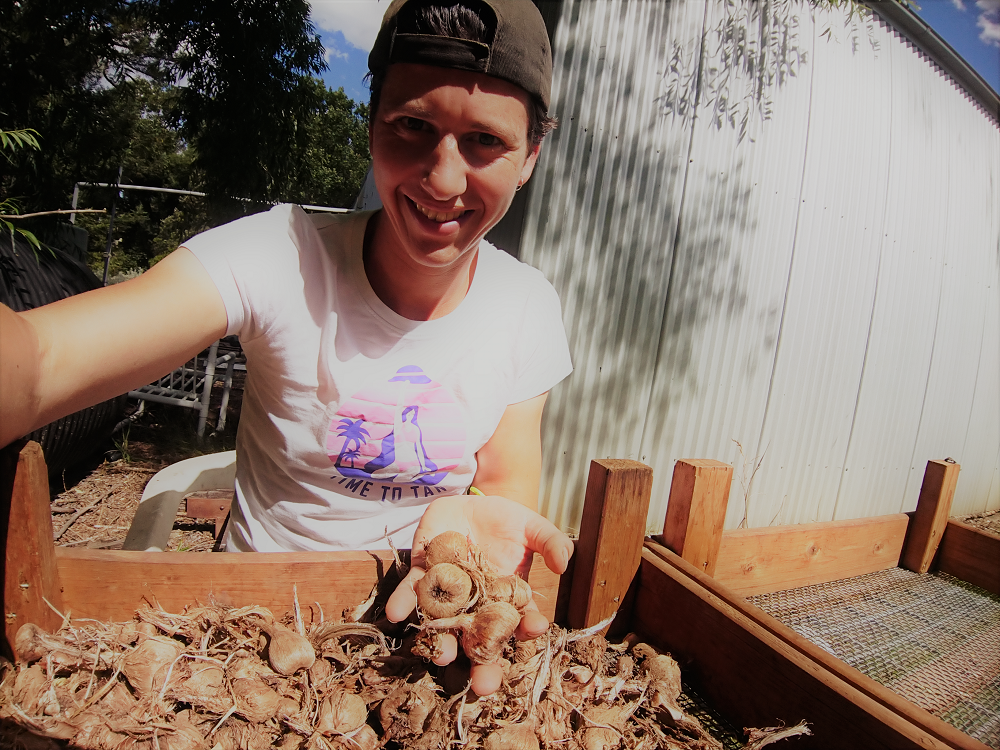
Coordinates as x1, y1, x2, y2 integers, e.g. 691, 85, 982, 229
123, 450, 237, 551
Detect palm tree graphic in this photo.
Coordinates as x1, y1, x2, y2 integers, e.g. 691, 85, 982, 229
334, 418, 370, 470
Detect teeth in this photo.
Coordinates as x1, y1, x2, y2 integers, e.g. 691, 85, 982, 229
413, 202, 464, 222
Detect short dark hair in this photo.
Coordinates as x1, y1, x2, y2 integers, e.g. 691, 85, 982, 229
367, 2, 557, 147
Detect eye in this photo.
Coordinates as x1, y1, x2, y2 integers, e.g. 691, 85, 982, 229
401, 116, 427, 131
475, 133, 503, 147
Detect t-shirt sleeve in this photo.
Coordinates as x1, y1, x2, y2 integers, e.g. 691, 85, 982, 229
510, 273, 573, 404
181, 205, 296, 340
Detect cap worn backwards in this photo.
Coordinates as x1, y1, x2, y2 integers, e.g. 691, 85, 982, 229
368, 0, 553, 111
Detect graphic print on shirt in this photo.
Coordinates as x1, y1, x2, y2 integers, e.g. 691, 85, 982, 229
326, 365, 467, 502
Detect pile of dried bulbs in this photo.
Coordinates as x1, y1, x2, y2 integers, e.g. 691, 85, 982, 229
1, 532, 808, 749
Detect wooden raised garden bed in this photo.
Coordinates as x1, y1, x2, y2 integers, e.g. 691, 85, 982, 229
2, 441, 995, 748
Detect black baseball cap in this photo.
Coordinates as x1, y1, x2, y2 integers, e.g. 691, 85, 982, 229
368, 0, 552, 110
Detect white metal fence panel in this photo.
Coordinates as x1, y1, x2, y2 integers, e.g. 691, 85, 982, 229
520, 0, 999, 531
636, 0, 817, 532
521, 0, 703, 531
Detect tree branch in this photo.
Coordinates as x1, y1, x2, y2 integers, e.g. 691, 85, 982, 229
0, 209, 107, 220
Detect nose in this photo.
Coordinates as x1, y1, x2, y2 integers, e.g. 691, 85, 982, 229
423, 135, 467, 200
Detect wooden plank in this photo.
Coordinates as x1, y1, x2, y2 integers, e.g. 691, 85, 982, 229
637, 541, 989, 750
54, 548, 561, 623
567, 459, 652, 629
660, 459, 732, 576
713, 514, 909, 597
900, 459, 961, 574
936, 519, 1000, 596
1, 441, 65, 661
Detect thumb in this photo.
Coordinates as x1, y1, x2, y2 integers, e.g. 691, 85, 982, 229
523, 513, 574, 575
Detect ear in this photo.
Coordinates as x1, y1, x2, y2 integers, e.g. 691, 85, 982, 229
519, 143, 541, 186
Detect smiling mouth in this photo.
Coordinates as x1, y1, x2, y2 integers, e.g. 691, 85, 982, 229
411, 200, 466, 223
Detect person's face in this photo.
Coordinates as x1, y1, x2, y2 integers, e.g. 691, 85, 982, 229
369, 63, 539, 270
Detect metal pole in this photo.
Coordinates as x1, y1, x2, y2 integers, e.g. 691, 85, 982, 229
70, 184, 80, 225
101, 166, 123, 286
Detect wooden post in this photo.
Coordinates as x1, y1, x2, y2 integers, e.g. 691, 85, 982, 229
661, 459, 732, 577
900, 459, 961, 574
1, 441, 65, 661
567, 459, 653, 629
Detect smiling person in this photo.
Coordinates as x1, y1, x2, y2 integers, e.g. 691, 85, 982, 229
0, 0, 572, 695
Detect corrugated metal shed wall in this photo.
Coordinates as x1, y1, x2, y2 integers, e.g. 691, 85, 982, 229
520, 0, 1000, 533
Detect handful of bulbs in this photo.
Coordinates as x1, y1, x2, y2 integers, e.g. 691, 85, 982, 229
0, 531, 808, 749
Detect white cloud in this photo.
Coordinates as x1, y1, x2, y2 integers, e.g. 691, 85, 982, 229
976, 0, 1000, 46
310, 1, 388, 52
951, 0, 967, 11
325, 40, 350, 63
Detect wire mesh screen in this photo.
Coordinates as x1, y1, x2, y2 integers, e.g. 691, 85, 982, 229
748, 568, 1000, 748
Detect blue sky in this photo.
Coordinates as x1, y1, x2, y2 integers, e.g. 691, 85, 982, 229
308, 1, 1000, 103
915, 0, 1000, 93
310, 0, 387, 104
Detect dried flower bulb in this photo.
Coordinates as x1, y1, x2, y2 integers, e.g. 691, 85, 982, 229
328, 724, 378, 750
174, 663, 232, 714
412, 629, 449, 662
308, 656, 332, 684
121, 635, 182, 697
485, 575, 532, 610
14, 623, 55, 664
642, 654, 682, 704
227, 654, 272, 681
316, 688, 368, 735
101, 681, 138, 715
231, 677, 281, 723
416, 563, 474, 618
159, 714, 210, 750
423, 530, 470, 568
379, 676, 439, 738
423, 600, 521, 664
12, 663, 49, 714
259, 620, 315, 675
577, 705, 628, 750
277, 696, 301, 720
484, 722, 540, 750
534, 700, 571, 744
514, 638, 540, 663
616, 654, 634, 679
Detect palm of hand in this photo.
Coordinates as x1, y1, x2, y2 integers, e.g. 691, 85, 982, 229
412, 495, 549, 577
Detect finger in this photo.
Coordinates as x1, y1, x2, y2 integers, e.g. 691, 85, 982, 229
469, 662, 504, 696
515, 607, 549, 641
431, 633, 458, 666
385, 566, 425, 623
522, 513, 575, 574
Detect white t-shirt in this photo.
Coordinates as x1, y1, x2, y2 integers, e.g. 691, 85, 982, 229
184, 205, 572, 552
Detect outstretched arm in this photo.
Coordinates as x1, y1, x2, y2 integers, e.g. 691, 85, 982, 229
0, 248, 228, 447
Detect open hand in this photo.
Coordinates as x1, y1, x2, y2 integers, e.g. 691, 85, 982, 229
385, 494, 574, 695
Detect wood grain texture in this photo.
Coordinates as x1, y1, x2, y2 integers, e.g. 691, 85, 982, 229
713, 514, 909, 597
637, 542, 989, 750
936, 519, 1000, 596
660, 459, 732, 576
1, 441, 65, 661
567, 459, 652, 629
54, 548, 560, 623
900, 460, 961, 574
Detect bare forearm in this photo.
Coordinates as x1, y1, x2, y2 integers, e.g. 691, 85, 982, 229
0, 304, 44, 446
0, 248, 228, 447
471, 392, 548, 511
